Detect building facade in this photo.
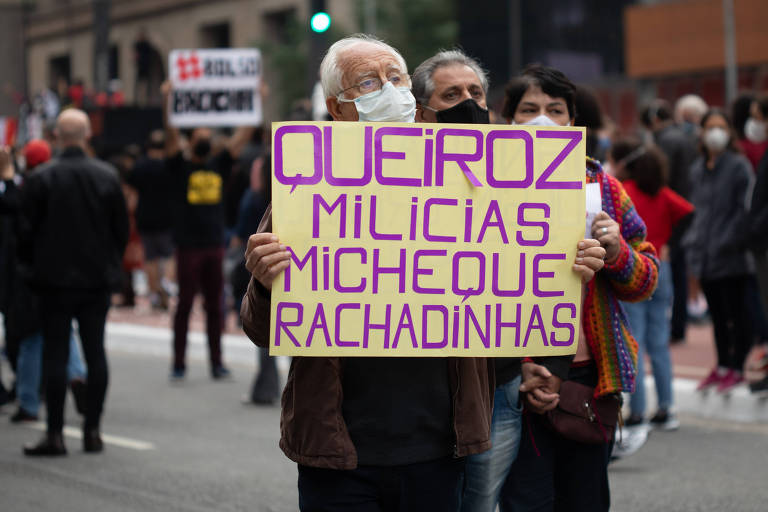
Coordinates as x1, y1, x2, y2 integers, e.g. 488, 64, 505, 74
625, 0, 768, 107
21, 0, 357, 121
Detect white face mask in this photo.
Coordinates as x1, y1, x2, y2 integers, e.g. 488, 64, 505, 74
704, 127, 729, 152
521, 114, 560, 126
516, 114, 573, 127
347, 81, 416, 123
745, 117, 767, 144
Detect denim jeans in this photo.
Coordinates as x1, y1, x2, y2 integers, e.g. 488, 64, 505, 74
623, 260, 674, 415
461, 375, 522, 512
16, 331, 86, 415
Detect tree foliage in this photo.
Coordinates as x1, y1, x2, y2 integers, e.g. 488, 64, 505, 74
257, 0, 459, 117
361, 0, 459, 70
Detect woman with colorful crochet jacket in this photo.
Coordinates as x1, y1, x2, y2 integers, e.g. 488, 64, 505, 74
497, 65, 659, 512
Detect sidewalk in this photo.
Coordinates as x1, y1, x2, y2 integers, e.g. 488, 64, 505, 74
107, 296, 768, 423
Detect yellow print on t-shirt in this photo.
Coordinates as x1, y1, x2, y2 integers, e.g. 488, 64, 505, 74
187, 170, 222, 205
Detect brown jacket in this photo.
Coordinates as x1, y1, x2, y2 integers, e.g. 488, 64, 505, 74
240, 204, 495, 469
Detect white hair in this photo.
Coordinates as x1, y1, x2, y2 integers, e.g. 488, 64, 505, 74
319, 34, 408, 98
675, 94, 708, 124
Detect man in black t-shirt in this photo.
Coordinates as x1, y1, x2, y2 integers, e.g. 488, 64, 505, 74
127, 130, 174, 310
162, 82, 254, 380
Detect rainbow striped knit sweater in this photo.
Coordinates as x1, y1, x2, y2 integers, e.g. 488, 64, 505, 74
584, 157, 659, 397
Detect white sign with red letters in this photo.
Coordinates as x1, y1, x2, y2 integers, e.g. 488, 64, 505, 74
168, 48, 262, 127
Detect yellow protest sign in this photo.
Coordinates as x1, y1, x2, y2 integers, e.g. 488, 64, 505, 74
269, 121, 586, 357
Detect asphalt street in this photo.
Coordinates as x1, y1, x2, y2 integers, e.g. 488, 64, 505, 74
1, 325, 767, 512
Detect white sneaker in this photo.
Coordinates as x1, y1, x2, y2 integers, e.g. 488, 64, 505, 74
612, 424, 649, 460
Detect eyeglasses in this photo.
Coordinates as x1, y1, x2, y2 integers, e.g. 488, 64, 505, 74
337, 72, 410, 101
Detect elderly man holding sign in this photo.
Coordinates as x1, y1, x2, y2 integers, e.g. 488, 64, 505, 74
241, 36, 603, 511
244, 35, 479, 510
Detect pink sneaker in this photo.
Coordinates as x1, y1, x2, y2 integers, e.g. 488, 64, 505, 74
697, 368, 723, 391
716, 369, 745, 393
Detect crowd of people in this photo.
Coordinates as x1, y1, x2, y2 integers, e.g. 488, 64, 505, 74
2, 31, 768, 511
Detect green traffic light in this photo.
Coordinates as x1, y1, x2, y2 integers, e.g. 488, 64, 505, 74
311, 12, 331, 33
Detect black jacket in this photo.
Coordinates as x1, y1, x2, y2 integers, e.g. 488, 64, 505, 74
684, 150, 754, 280
0, 177, 40, 352
19, 147, 129, 291
0, 178, 21, 313
750, 149, 768, 252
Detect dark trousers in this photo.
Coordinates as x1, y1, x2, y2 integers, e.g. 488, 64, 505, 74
500, 412, 612, 512
670, 245, 688, 339
701, 276, 753, 371
500, 364, 611, 512
298, 457, 465, 512
746, 276, 768, 341
173, 247, 225, 370
250, 347, 279, 402
40, 289, 111, 433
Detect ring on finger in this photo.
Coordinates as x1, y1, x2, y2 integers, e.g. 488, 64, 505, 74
601, 226, 608, 234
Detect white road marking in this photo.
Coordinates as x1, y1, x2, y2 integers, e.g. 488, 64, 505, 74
105, 322, 291, 371
26, 422, 156, 451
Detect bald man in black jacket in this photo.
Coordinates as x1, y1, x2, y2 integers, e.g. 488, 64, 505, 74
20, 109, 129, 456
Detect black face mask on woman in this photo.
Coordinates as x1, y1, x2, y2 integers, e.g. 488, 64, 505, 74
427, 98, 490, 124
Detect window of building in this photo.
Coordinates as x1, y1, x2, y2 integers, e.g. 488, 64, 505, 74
109, 44, 119, 80
49, 54, 71, 88
263, 8, 296, 44
200, 22, 231, 48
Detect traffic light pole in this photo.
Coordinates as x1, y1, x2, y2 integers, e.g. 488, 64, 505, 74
308, 0, 329, 97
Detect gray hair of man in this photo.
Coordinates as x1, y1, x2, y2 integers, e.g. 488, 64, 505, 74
319, 33, 408, 98
411, 50, 489, 106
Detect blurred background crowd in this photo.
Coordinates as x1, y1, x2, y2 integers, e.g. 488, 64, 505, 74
0, 0, 767, 468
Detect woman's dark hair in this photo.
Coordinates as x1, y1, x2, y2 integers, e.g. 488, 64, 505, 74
574, 85, 604, 157
731, 93, 754, 139
699, 108, 736, 157
756, 95, 768, 120
501, 64, 576, 121
610, 137, 668, 196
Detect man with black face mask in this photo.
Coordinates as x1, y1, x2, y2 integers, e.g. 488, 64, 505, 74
412, 49, 491, 125
161, 81, 254, 381
413, 52, 592, 512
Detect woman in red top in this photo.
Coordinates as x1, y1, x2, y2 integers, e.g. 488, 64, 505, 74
609, 138, 694, 435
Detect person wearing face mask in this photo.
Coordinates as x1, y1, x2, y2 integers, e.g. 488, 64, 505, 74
674, 94, 709, 142
641, 99, 699, 346
684, 109, 755, 394
240, 35, 497, 511
748, 96, 768, 394
411, 50, 491, 125
607, 139, 693, 457
732, 93, 765, 172
411, 51, 606, 512
742, 96, 768, 172
497, 65, 659, 512
160, 81, 255, 381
